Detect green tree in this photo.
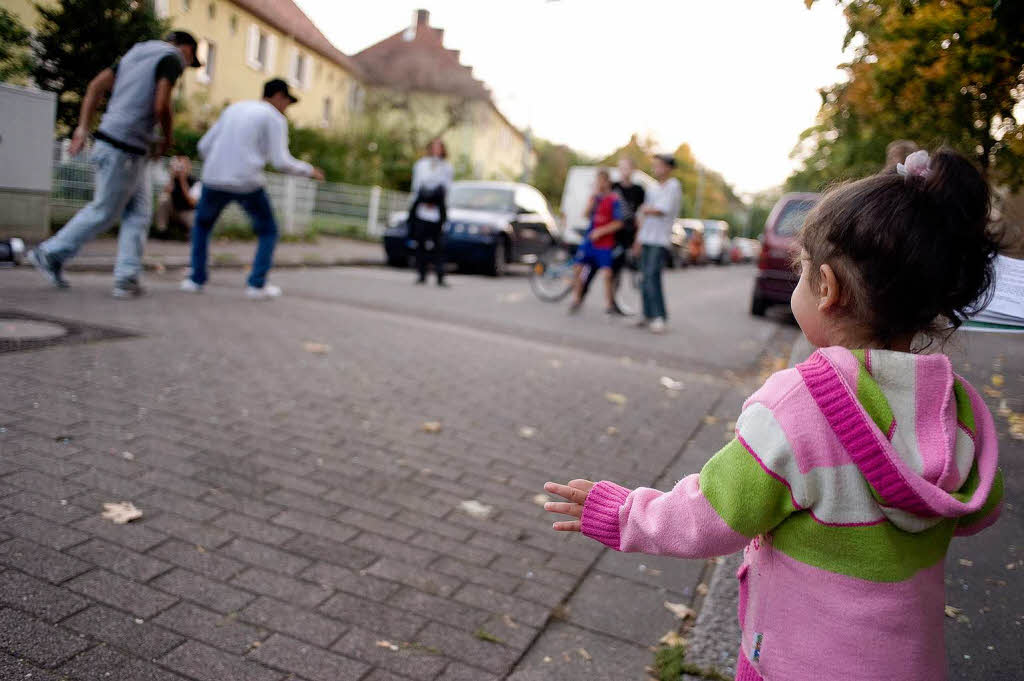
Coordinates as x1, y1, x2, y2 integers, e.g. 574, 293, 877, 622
531, 137, 595, 209
793, 0, 1024, 191
31, 0, 167, 132
0, 8, 34, 83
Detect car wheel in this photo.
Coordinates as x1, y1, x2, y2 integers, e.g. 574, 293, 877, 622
750, 294, 767, 317
387, 254, 407, 268
489, 239, 506, 277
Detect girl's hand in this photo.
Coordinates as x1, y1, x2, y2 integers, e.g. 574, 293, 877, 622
543, 479, 596, 532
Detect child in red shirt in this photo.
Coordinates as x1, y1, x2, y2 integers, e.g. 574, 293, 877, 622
570, 169, 623, 314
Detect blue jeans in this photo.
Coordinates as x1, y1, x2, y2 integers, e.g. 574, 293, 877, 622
189, 186, 278, 288
40, 140, 151, 281
641, 244, 667, 320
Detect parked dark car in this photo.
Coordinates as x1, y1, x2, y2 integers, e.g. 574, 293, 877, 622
750, 192, 819, 316
383, 181, 557, 276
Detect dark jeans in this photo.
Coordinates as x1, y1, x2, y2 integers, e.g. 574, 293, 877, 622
189, 186, 277, 288
641, 244, 667, 320
413, 220, 445, 283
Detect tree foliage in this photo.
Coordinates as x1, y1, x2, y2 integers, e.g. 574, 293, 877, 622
0, 8, 34, 83
791, 0, 1024, 191
31, 0, 167, 131
530, 137, 596, 209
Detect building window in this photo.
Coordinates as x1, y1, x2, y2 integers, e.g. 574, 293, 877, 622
246, 25, 275, 72
347, 83, 364, 113
229, 14, 238, 34
197, 39, 216, 84
289, 49, 309, 89
153, 0, 170, 18
208, 2, 215, 19
322, 97, 332, 127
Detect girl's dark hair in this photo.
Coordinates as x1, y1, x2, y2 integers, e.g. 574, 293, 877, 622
800, 147, 998, 347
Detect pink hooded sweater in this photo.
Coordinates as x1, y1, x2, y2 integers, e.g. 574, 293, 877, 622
581, 347, 1003, 681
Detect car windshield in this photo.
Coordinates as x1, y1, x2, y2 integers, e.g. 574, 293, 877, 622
448, 186, 514, 212
775, 200, 817, 237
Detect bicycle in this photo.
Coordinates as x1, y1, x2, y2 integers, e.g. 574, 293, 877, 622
529, 237, 641, 310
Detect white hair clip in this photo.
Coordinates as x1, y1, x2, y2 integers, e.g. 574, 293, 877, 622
896, 150, 932, 179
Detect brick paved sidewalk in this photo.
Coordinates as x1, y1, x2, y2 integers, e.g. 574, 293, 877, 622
0, 270, 778, 681
62, 236, 384, 272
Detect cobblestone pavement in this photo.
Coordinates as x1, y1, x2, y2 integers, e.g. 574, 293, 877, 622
1, 264, 791, 681
3, 264, 1014, 681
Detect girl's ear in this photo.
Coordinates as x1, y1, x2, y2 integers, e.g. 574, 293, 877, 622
817, 263, 842, 312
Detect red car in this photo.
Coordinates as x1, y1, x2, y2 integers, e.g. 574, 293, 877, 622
750, 193, 819, 316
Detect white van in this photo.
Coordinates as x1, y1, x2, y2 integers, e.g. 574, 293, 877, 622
559, 166, 660, 247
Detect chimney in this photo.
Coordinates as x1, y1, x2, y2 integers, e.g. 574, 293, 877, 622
415, 9, 429, 28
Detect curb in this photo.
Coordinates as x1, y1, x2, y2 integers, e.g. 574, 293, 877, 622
62, 257, 385, 273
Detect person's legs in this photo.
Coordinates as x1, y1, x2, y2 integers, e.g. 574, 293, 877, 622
570, 263, 586, 307
238, 188, 278, 289
155, 192, 172, 232
113, 161, 153, 284
38, 143, 139, 266
650, 245, 667, 320
602, 267, 615, 310
432, 223, 446, 284
188, 186, 232, 286
641, 244, 657, 320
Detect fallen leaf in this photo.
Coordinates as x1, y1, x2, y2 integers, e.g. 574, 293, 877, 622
376, 640, 399, 651
548, 359, 563, 369
945, 605, 962, 618
421, 421, 442, 433
659, 376, 684, 391
659, 630, 687, 647
702, 415, 719, 425
958, 559, 974, 567
120, 451, 135, 461
101, 501, 143, 524
459, 500, 494, 519
663, 601, 696, 620
249, 641, 261, 648
497, 292, 525, 303
982, 386, 1003, 398
991, 374, 1005, 387
696, 583, 709, 596
518, 426, 537, 439
532, 494, 550, 507
1007, 562, 1018, 570
542, 656, 552, 663
502, 614, 519, 629
302, 341, 331, 355
577, 648, 592, 661
605, 392, 628, 405
606, 426, 619, 436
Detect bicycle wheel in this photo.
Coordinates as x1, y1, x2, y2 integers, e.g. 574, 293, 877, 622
530, 246, 576, 302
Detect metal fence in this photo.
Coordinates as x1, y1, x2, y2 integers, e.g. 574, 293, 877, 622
50, 142, 409, 237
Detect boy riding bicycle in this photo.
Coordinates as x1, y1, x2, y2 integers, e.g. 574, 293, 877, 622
569, 169, 623, 315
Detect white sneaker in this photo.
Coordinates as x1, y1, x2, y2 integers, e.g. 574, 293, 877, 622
649, 318, 667, 334
246, 284, 282, 300
179, 279, 203, 293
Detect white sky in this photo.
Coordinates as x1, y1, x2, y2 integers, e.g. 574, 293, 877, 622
294, 0, 851, 194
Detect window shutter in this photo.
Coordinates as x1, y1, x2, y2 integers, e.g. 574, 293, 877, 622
265, 34, 277, 74
246, 24, 259, 67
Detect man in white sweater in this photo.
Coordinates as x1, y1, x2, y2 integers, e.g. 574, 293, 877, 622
181, 79, 323, 299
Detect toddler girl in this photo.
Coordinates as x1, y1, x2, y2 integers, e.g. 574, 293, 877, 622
544, 148, 1004, 681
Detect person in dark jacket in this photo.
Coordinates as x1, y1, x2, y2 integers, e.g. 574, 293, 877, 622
409, 138, 454, 286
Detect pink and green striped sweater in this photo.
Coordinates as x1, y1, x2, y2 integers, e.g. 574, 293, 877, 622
581, 347, 1003, 681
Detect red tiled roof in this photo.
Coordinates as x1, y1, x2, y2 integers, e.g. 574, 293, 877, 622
232, 0, 364, 78
351, 10, 491, 101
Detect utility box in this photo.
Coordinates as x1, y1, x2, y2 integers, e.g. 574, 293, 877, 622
0, 83, 57, 242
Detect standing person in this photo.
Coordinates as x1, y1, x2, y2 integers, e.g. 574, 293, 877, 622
544, 147, 1003, 681
409, 139, 454, 286
578, 158, 645, 313
28, 31, 201, 297
179, 79, 324, 299
633, 154, 682, 333
569, 169, 623, 314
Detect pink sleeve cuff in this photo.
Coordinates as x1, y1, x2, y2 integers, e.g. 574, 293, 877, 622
581, 481, 632, 550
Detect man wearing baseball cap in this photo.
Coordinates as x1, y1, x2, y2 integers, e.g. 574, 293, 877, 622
180, 79, 324, 300
28, 31, 201, 298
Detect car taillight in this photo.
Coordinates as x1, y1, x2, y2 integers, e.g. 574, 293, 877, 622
757, 246, 771, 269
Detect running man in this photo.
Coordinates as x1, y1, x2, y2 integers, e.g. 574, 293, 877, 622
28, 31, 201, 297
180, 79, 324, 299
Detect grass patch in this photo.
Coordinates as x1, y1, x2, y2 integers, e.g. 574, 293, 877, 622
653, 644, 732, 681
472, 628, 505, 645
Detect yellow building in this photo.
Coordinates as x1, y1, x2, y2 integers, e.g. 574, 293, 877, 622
4, 1, 532, 181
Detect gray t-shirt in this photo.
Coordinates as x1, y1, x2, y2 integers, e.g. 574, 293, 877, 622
638, 177, 682, 246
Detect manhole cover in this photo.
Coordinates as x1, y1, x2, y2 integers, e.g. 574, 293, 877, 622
0, 310, 139, 354
0, 319, 68, 341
